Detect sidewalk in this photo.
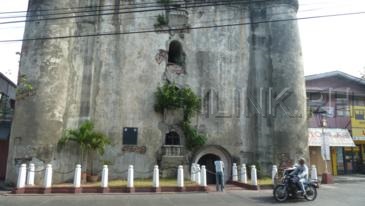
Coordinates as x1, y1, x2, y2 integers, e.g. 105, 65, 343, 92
0, 181, 13, 193
332, 174, 365, 183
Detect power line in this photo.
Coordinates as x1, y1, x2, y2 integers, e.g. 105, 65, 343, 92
0, 6, 323, 31
0, 0, 292, 15
0, 0, 337, 20
0, 0, 341, 25
0, 0, 188, 15
1, 10, 364, 43
0, 0, 274, 25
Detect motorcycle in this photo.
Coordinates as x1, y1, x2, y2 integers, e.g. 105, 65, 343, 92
273, 167, 319, 202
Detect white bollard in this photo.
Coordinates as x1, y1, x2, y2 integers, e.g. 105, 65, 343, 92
272, 165, 278, 185
17, 164, 27, 189
240, 164, 247, 184
152, 165, 159, 188
26, 163, 35, 186
74, 164, 81, 188
196, 165, 201, 185
251, 165, 258, 186
44, 164, 53, 188
177, 165, 184, 187
127, 165, 134, 188
232, 163, 238, 181
101, 165, 108, 188
311, 165, 318, 181
200, 165, 207, 187
194, 164, 200, 183
191, 163, 196, 182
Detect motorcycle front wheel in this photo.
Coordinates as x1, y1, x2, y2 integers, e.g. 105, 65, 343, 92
304, 185, 317, 201
273, 185, 288, 202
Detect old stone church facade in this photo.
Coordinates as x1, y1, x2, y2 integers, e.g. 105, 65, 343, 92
6, 0, 307, 184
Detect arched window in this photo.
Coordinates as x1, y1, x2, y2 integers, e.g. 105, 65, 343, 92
165, 131, 180, 145
168, 41, 185, 67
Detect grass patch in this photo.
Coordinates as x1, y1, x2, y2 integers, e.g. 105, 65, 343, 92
53, 178, 198, 188
245, 178, 273, 185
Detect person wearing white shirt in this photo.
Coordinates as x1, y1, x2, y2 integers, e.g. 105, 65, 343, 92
290, 158, 309, 195
214, 160, 225, 191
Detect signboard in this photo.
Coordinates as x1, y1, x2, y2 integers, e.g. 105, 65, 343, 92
308, 128, 356, 147
351, 106, 365, 128
351, 128, 365, 141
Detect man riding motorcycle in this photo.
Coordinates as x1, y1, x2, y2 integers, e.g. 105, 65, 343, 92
290, 158, 309, 195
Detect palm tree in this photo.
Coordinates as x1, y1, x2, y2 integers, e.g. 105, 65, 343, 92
57, 120, 111, 176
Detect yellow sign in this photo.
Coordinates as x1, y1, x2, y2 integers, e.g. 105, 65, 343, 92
352, 128, 365, 141
351, 106, 365, 128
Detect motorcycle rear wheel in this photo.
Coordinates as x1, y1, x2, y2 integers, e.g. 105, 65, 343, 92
273, 185, 288, 202
304, 185, 317, 201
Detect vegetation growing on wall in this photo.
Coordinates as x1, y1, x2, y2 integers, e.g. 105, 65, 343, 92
158, 0, 171, 6
16, 74, 34, 99
155, 14, 168, 27
155, 0, 171, 27
154, 82, 206, 150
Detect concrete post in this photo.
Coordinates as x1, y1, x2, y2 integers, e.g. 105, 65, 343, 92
311, 165, 318, 181
240, 164, 247, 184
196, 165, 201, 185
272, 165, 278, 185
101, 165, 108, 188
177, 165, 184, 187
17, 164, 27, 189
232, 163, 238, 181
26, 163, 35, 186
73, 164, 81, 188
152, 165, 159, 188
191, 163, 196, 182
44, 164, 53, 188
127, 165, 134, 188
251, 165, 258, 186
200, 165, 207, 187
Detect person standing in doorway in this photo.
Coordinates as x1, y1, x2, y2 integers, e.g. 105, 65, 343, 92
214, 160, 224, 191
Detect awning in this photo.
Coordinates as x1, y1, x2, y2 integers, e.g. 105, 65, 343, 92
308, 128, 356, 147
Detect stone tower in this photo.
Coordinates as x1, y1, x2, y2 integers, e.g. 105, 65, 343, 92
6, 0, 307, 184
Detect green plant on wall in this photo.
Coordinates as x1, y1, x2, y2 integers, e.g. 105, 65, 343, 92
155, 14, 168, 27
57, 120, 111, 175
16, 74, 34, 98
158, 0, 171, 5
154, 82, 206, 150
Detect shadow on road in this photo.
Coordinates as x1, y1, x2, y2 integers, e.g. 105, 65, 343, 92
249, 196, 309, 204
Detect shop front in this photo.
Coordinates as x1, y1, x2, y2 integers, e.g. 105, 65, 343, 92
349, 128, 365, 174
308, 128, 356, 176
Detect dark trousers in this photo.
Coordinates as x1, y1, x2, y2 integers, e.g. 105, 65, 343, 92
216, 171, 224, 191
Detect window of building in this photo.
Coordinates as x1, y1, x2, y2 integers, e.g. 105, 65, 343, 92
165, 131, 180, 145
168, 41, 185, 67
336, 97, 350, 117
123, 127, 138, 145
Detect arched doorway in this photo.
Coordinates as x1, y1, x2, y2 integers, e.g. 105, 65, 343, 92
192, 145, 232, 183
168, 41, 185, 67
197, 154, 220, 184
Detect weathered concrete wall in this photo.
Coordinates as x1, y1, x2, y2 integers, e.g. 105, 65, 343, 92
6, 0, 307, 183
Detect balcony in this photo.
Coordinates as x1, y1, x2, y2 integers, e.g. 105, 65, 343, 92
161, 145, 184, 156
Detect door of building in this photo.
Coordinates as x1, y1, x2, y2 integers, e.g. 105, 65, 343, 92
0, 139, 9, 180
198, 154, 220, 184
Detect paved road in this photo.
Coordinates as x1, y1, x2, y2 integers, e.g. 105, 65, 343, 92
1, 182, 364, 206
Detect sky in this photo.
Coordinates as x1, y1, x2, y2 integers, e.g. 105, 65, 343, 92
0, 0, 365, 83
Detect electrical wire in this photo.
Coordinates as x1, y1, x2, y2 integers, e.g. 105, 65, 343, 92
0, 0, 288, 25
0, 10, 364, 43
0, 0, 346, 20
